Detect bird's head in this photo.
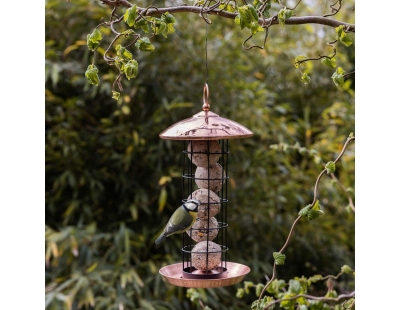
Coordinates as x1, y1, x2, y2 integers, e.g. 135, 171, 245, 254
185, 199, 200, 212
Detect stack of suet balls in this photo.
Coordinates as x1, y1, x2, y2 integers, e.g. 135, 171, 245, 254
187, 140, 224, 272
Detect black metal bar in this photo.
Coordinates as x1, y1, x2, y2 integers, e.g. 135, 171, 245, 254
189, 140, 193, 270
206, 140, 210, 274
225, 139, 229, 269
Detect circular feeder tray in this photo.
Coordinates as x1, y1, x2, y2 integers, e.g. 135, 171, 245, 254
159, 262, 251, 288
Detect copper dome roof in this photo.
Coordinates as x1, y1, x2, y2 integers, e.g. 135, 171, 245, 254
159, 111, 253, 140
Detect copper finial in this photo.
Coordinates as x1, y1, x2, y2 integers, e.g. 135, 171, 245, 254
202, 84, 210, 112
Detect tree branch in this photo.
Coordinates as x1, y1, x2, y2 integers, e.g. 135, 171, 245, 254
100, 2, 355, 31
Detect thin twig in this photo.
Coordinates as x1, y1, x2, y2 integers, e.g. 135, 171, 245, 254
330, 173, 355, 212
258, 136, 355, 302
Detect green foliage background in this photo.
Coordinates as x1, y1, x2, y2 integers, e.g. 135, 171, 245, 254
45, 0, 355, 309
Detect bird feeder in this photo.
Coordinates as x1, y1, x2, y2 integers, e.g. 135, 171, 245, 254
158, 85, 252, 288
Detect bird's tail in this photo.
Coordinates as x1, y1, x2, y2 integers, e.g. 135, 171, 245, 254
155, 232, 166, 246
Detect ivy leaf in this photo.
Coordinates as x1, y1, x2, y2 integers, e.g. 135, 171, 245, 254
278, 8, 294, 28
236, 288, 244, 298
273, 252, 286, 265
325, 161, 336, 173
288, 280, 301, 295
135, 37, 155, 52
331, 67, 345, 87
112, 91, 120, 100
87, 29, 102, 51
321, 57, 336, 68
294, 55, 308, 68
85, 65, 99, 86
341, 265, 353, 274
135, 19, 149, 33
301, 73, 311, 84
124, 4, 138, 27
298, 205, 311, 217
124, 60, 138, 80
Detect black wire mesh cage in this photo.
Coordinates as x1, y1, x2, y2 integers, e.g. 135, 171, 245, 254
159, 106, 253, 286
182, 139, 229, 279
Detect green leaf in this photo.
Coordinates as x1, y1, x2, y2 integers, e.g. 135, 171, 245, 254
273, 252, 286, 265
336, 25, 353, 47
237, 5, 260, 32
299, 305, 308, 310
158, 187, 167, 212
288, 279, 301, 295
298, 205, 311, 217
135, 19, 149, 33
91, 29, 102, 41
331, 67, 345, 87
312, 200, 320, 211
325, 161, 336, 174
252, 297, 275, 310
85, 65, 99, 86
87, 29, 102, 51
124, 59, 138, 80
340, 34, 353, 47
294, 55, 308, 68
349, 132, 354, 138
280, 294, 295, 308
308, 274, 323, 285
306, 209, 320, 220
219, 3, 235, 12
122, 29, 136, 38
301, 73, 311, 84
135, 37, 155, 52
321, 57, 336, 68
278, 8, 293, 28
164, 12, 176, 24
116, 45, 133, 60
256, 283, 264, 297
244, 281, 253, 294
124, 4, 138, 27
112, 91, 120, 100
236, 288, 245, 298
341, 265, 353, 274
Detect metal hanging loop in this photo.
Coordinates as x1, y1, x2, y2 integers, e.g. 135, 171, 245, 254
203, 83, 210, 111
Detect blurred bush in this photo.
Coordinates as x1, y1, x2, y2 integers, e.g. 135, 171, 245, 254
45, 0, 355, 309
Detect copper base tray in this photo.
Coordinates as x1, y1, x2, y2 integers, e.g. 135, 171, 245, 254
159, 262, 251, 288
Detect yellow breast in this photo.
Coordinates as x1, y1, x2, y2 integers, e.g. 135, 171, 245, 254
189, 211, 198, 225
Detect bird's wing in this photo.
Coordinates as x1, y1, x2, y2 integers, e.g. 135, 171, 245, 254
164, 207, 194, 236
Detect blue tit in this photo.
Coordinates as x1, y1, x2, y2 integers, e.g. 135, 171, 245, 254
155, 199, 200, 246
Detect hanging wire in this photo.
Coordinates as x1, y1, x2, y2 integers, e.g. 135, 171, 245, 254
205, 16, 209, 85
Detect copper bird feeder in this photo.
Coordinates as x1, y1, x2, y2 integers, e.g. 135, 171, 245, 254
159, 84, 252, 288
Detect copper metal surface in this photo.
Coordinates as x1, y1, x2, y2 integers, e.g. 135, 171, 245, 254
159, 262, 250, 288
159, 111, 253, 140
203, 84, 210, 112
